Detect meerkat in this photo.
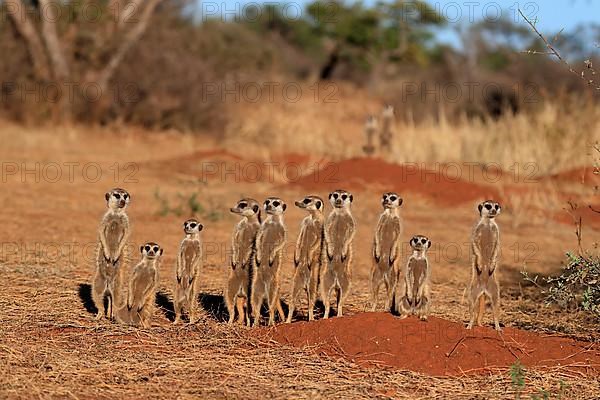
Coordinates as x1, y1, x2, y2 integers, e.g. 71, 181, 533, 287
370, 192, 403, 312
363, 115, 377, 156
467, 200, 502, 331
396, 235, 432, 320
92, 188, 131, 320
286, 195, 325, 323
174, 219, 203, 324
251, 197, 287, 327
321, 189, 356, 319
380, 104, 395, 152
225, 198, 261, 325
116, 242, 162, 328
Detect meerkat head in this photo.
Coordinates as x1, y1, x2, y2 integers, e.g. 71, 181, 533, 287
105, 188, 130, 210
382, 104, 394, 117
381, 192, 402, 209
409, 235, 431, 252
329, 189, 353, 209
230, 198, 260, 217
264, 197, 286, 216
478, 200, 501, 219
183, 218, 203, 235
140, 242, 163, 259
295, 195, 324, 213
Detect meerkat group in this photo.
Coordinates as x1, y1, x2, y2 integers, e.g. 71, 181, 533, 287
92, 188, 503, 331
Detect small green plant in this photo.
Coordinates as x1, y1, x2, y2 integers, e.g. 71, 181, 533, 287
153, 188, 222, 221
510, 361, 526, 399
523, 253, 600, 319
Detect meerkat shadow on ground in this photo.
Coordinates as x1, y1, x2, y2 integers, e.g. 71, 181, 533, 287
199, 293, 229, 322
77, 283, 98, 315
200, 292, 291, 324
155, 290, 176, 322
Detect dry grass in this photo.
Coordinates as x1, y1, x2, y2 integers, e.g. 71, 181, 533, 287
0, 119, 599, 399
224, 85, 600, 176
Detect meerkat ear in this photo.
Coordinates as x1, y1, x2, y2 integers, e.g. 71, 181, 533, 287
252, 204, 259, 213
159, 248, 164, 256
140, 245, 144, 254
183, 221, 187, 229
105, 192, 110, 201
316, 201, 322, 209
198, 224, 204, 231
478, 203, 483, 215
349, 194, 354, 203
328, 192, 333, 199
427, 240, 432, 248
398, 197, 403, 206
282, 203, 287, 211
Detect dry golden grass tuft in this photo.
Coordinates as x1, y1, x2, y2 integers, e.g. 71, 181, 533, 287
224, 86, 600, 176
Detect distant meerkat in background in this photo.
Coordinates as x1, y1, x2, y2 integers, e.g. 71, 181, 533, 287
117, 242, 162, 328
174, 219, 203, 324
380, 104, 395, 152
370, 192, 403, 312
396, 235, 432, 320
321, 189, 356, 319
92, 188, 131, 320
286, 195, 325, 323
225, 198, 261, 325
467, 200, 502, 331
363, 115, 378, 156
251, 197, 287, 326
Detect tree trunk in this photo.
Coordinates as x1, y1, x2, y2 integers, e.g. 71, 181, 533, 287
320, 46, 340, 80
5, 0, 51, 81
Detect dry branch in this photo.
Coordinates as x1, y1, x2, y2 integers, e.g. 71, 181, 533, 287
519, 9, 600, 90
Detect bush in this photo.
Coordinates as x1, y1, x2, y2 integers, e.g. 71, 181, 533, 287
524, 253, 600, 318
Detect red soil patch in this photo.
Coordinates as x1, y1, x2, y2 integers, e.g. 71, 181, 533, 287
555, 203, 600, 229
267, 313, 600, 376
547, 166, 598, 185
288, 158, 498, 205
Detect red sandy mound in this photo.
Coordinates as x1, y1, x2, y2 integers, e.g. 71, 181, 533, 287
267, 313, 599, 376
288, 158, 498, 205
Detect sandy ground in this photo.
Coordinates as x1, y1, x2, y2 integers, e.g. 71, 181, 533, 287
0, 124, 598, 399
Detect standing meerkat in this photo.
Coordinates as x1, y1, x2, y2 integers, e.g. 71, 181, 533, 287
251, 197, 287, 327
117, 242, 162, 328
396, 235, 432, 320
286, 195, 325, 323
174, 219, 203, 324
363, 115, 377, 156
92, 188, 131, 320
321, 189, 356, 319
225, 198, 261, 325
370, 192, 403, 312
467, 200, 502, 331
379, 104, 395, 152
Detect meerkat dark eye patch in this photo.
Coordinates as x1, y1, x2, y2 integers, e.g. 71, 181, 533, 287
303, 198, 311, 204
153, 246, 159, 253
494, 204, 499, 210
252, 205, 259, 213
273, 201, 280, 207
316, 201, 322, 209
485, 204, 492, 210
238, 202, 247, 209
421, 238, 427, 244
144, 245, 151, 252
123, 193, 129, 199
341, 194, 347, 200
333, 193, 339, 199
190, 223, 197, 228
390, 196, 397, 201
114, 193, 121, 200
264, 200, 270, 205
